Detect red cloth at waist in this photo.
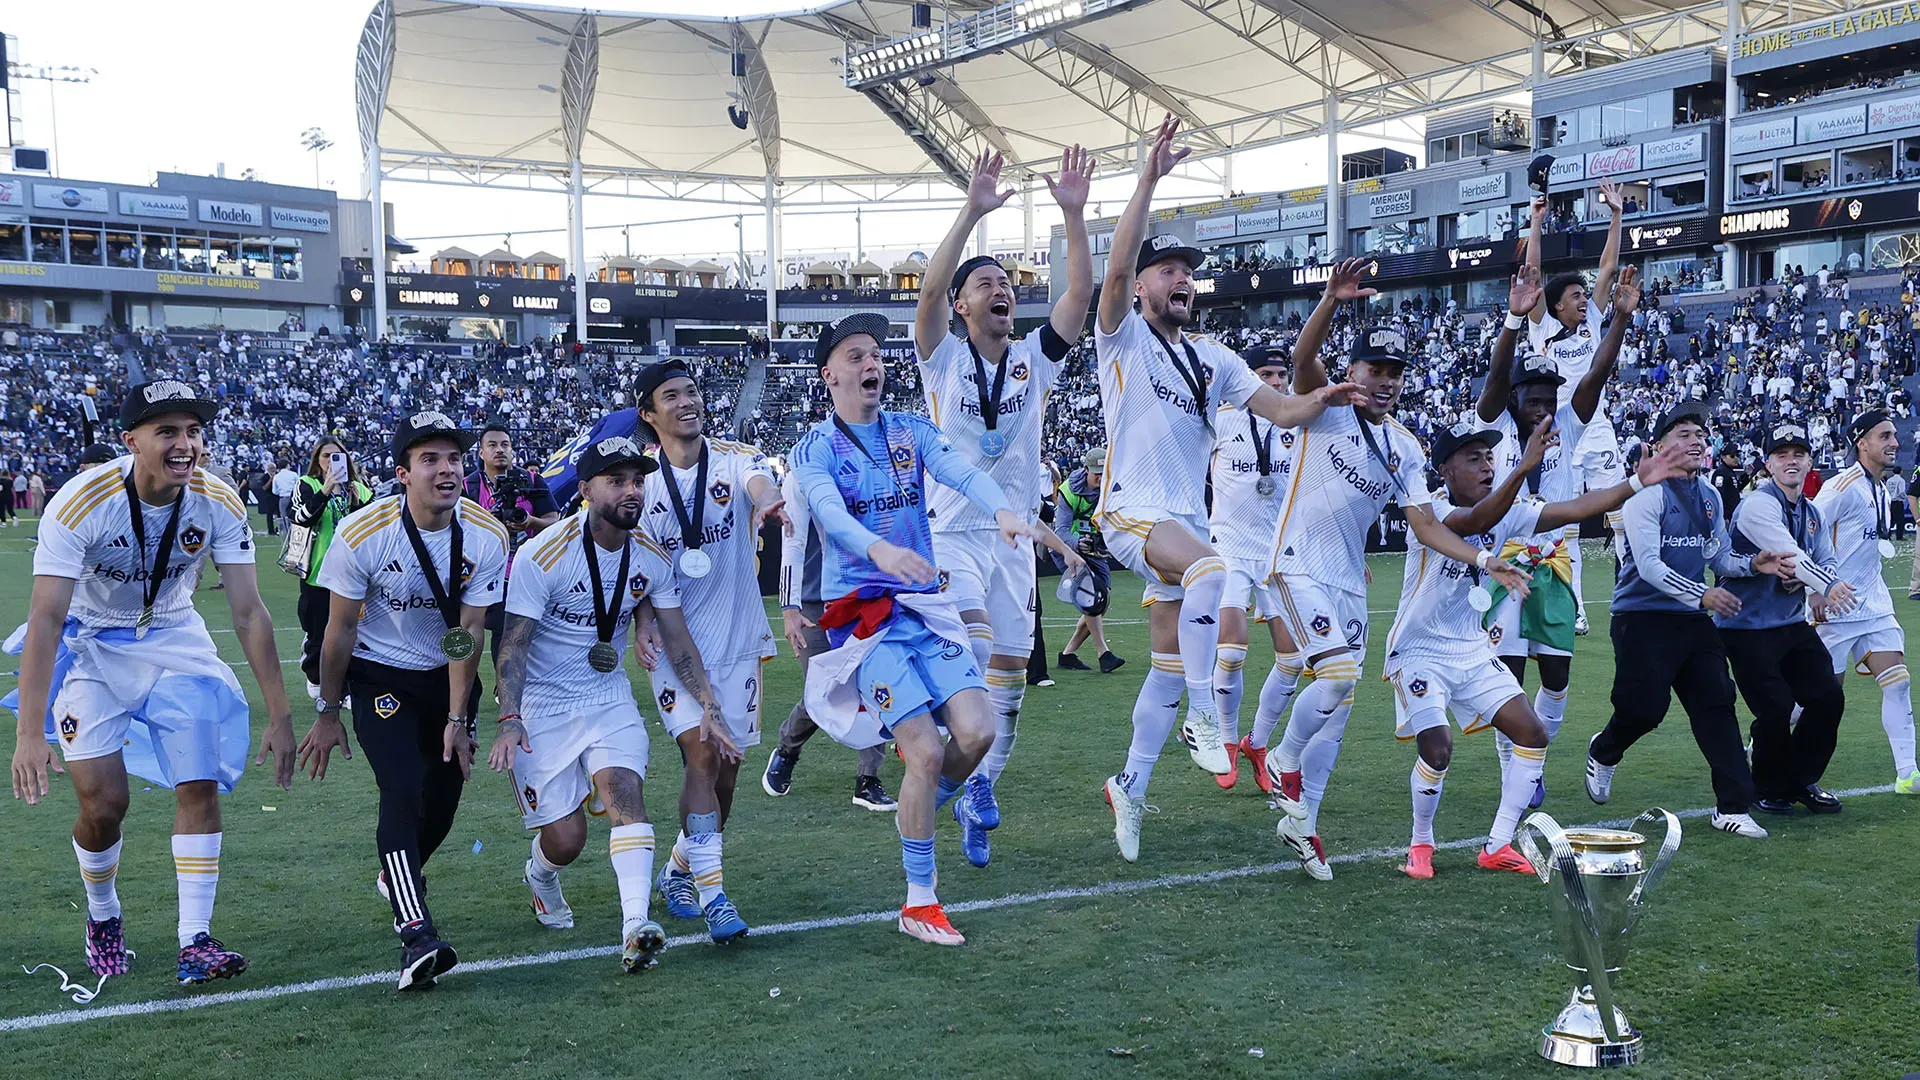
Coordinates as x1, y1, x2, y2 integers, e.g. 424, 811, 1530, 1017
819, 592, 896, 640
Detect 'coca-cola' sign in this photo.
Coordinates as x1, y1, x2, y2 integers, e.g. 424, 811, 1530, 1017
1585, 144, 1643, 178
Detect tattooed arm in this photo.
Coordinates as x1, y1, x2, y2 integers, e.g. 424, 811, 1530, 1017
486, 613, 538, 773
648, 601, 740, 762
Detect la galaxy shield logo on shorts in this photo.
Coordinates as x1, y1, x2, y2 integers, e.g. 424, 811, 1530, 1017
871, 684, 893, 711
1408, 678, 1429, 698
374, 693, 401, 718
1310, 613, 1332, 636
179, 525, 207, 556
1488, 625, 1504, 645
59, 714, 78, 743
522, 785, 539, 812
658, 687, 677, 713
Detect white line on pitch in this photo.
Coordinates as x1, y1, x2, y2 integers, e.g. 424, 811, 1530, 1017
0, 784, 1892, 1034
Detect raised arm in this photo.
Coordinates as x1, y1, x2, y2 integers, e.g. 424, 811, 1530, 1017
1098, 115, 1189, 336
1045, 146, 1096, 343
1593, 180, 1626, 301
1443, 422, 1556, 535
1525, 197, 1548, 323
916, 152, 1013, 359
1292, 258, 1378, 395
1573, 264, 1640, 423
1480, 267, 1542, 422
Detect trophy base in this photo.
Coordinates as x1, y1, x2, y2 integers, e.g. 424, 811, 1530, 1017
1540, 987, 1643, 1068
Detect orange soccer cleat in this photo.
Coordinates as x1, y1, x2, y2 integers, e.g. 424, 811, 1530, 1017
898, 903, 966, 946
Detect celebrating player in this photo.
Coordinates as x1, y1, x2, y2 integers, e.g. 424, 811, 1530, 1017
9, 381, 296, 990
487, 436, 720, 973
912, 146, 1093, 867
791, 312, 1041, 944
302, 411, 509, 989
1388, 420, 1689, 878
1091, 115, 1368, 863
1263, 259, 1526, 880
633, 359, 783, 946
1812, 411, 1919, 796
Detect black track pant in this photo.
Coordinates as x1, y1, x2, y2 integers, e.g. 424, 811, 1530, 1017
1721, 623, 1845, 800
347, 659, 481, 932
296, 581, 330, 687
1593, 610, 1756, 814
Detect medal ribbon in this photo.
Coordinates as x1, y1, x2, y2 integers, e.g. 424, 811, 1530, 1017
400, 501, 464, 631
122, 471, 186, 626
833, 414, 912, 493
662, 441, 711, 552
1863, 470, 1891, 539
1151, 328, 1211, 430
1248, 412, 1274, 478
581, 515, 631, 647
1356, 419, 1409, 500
966, 340, 1010, 434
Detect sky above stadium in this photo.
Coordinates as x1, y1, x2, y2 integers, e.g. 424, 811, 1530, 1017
6, 0, 1408, 275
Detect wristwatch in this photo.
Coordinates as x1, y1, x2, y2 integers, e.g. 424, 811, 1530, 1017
315, 697, 341, 714
448, 714, 477, 740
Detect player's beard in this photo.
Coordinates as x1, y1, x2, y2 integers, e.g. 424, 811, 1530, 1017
596, 503, 641, 531
1146, 294, 1193, 331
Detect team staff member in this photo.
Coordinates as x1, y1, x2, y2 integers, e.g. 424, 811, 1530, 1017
1052, 447, 1123, 674
1585, 402, 1793, 840
10, 380, 297, 988
1717, 422, 1853, 815
465, 423, 560, 665
762, 465, 896, 812
290, 436, 375, 695
301, 411, 510, 990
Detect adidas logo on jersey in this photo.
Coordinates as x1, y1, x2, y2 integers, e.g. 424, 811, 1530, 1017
381, 559, 405, 574
570, 580, 590, 594
649, 502, 669, 515
108, 535, 131, 548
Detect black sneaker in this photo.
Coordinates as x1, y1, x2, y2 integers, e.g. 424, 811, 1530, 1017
762, 748, 798, 797
1057, 652, 1092, 671
1795, 786, 1842, 814
1099, 650, 1127, 674
397, 922, 458, 991
852, 775, 898, 812
1753, 797, 1797, 815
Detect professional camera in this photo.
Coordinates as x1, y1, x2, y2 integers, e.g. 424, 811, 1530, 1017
489, 468, 530, 525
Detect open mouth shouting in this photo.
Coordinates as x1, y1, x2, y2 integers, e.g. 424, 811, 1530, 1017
163, 451, 196, 480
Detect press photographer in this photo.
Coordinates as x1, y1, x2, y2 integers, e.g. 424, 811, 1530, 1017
464, 422, 559, 665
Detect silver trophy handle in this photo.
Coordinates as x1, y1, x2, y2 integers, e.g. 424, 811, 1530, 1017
1625, 806, 1681, 927
1517, 812, 1628, 1044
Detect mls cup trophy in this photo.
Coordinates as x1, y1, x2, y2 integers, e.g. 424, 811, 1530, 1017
1516, 809, 1681, 1068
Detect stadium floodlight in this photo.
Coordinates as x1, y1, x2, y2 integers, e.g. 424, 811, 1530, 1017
843, 0, 1141, 89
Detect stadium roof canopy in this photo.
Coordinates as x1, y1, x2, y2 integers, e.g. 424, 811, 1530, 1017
357, 0, 1846, 201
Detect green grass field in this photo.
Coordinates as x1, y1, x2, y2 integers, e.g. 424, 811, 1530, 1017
1, 515, 1916, 1079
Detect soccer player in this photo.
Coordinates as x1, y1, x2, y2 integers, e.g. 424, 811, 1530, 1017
1090, 115, 1369, 863
1389, 421, 1689, 878
1525, 185, 1628, 634
9, 381, 296, 988
1262, 258, 1526, 880
1584, 402, 1793, 839
632, 359, 784, 945
300, 411, 510, 989
1206, 345, 1305, 793
763, 464, 896, 812
486, 436, 727, 973
790, 312, 1041, 944
1718, 423, 1853, 816
912, 145, 1094, 867
1812, 411, 1920, 795
1474, 263, 1637, 804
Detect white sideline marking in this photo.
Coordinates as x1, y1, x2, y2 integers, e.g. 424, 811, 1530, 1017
0, 784, 1892, 1033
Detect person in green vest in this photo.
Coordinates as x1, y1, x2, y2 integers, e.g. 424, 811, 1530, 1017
290, 436, 374, 696
1052, 446, 1124, 674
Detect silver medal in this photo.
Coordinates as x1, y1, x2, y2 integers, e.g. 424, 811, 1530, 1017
680, 548, 713, 579
1467, 585, 1494, 613
1704, 537, 1721, 560
1255, 475, 1276, 498
979, 431, 1007, 459
1879, 538, 1896, 559
588, 641, 621, 674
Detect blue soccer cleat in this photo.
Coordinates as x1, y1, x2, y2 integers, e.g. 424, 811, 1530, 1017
702, 893, 749, 945
963, 773, 1001, 830
1528, 775, 1546, 810
656, 863, 702, 920
176, 932, 247, 986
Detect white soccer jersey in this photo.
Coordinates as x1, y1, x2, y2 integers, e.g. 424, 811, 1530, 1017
1382, 495, 1543, 675
1208, 399, 1290, 563
1270, 405, 1432, 595
1094, 310, 1264, 521
1530, 299, 1610, 410
35, 460, 253, 631
315, 495, 510, 671
637, 438, 777, 665
919, 326, 1070, 529
505, 510, 679, 716
1812, 464, 1897, 625
1487, 404, 1587, 504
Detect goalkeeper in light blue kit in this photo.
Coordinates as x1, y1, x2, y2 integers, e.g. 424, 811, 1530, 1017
790, 313, 1042, 946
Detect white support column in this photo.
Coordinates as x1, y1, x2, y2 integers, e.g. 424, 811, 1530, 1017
1721, 0, 1743, 288
975, 217, 989, 261
569, 159, 588, 347
1023, 184, 1035, 270
1324, 90, 1342, 260
1220, 156, 1234, 198
369, 151, 387, 341
763, 170, 778, 341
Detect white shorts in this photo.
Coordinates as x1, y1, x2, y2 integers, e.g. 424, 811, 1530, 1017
510, 697, 649, 829
933, 528, 1036, 655
1816, 614, 1906, 675
1489, 591, 1573, 659
50, 628, 251, 792
1388, 654, 1526, 739
649, 657, 764, 750
1573, 421, 1624, 489
1222, 556, 1282, 622
1098, 509, 1207, 606
1272, 572, 1370, 667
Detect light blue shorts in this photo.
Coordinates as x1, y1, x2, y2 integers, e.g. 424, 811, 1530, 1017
834, 608, 982, 736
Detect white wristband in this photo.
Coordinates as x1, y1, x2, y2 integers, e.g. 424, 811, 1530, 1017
1503, 311, 1527, 332
1474, 549, 1493, 571
1627, 473, 1647, 494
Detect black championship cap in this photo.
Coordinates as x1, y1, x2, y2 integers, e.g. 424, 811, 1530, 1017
814, 312, 892, 367
1763, 420, 1812, 455
1512, 351, 1565, 388
1350, 325, 1411, 367
1849, 408, 1893, 444
1241, 345, 1289, 370
948, 255, 1004, 304
1652, 400, 1712, 441
634, 359, 694, 408
1136, 233, 1204, 275
575, 434, 656, 482
390, 409, 477, 463
119, 380, 218, 429
1430, 426, 1503, 467
1528, 153, 1555, 195
78, 443, 120, 465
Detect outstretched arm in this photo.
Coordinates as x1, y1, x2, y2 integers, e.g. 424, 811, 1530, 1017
1525, 197, 1548, 324
1245, 379, 1367, 428
1046, 146, 1096, 343
1573, 264, 1641, 423
1442, 419, 1555, 535
1593, 180, 1626, 301
1536, 438, 1691, 532
1291, 258, 1377, 395
1405, 504, 1529, 595
916, 152, 1013, 359
1098, 115, 1188, 336
1480, 267, 1542, 422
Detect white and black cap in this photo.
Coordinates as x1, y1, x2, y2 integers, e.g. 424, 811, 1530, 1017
576, 435, 657, 481
390, 409, 478, 462
119, 380, 217, 429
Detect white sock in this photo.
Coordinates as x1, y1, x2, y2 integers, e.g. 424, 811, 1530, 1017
1121, 654, 1185, 799
1249, 652, 1304, 749
1489, 744, 1546, 852
1410, 758, 1447, 846
74, 838, 122, 922
1274, 655, 1359, 773
684, 831, 724, 906
172, 832, 221, 947
1214, 644, 1248, 745
1178, 559, 1228, 711
1568, 530, 1586, 612
528, 833, 562, 885
669, 830, 692, 875
608, 823, 656, 926
1300, 700, 1351, 837
1879, 665, 1918, 777
966, 621, 994, 673
1494, 729, 1516, 780
1535, 685, 1569, 744
975, 668, 1026, 783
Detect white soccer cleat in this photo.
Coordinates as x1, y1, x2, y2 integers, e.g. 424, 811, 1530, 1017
1584, 734, 1614, 805
523, 859, 574, 929
622, 918, 666, 972
1574, 612, 1591, 636
1277, 817, 1333, 881
1179, 707, 1233, 775
1103, 775, 1146, 863
1711, 811, 1768, 839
